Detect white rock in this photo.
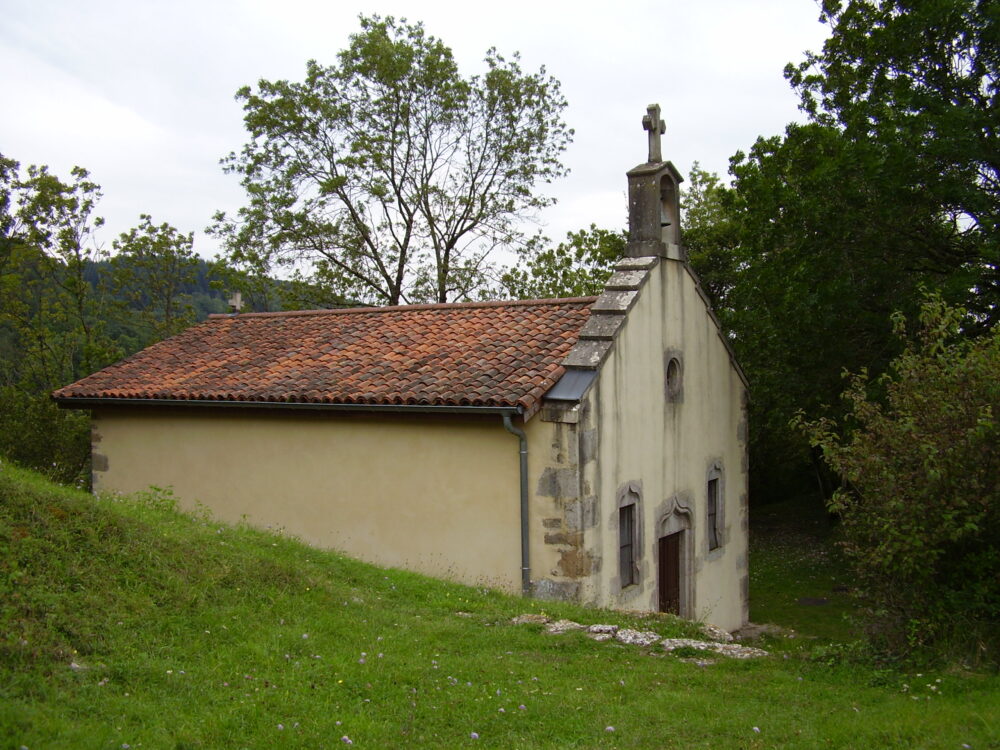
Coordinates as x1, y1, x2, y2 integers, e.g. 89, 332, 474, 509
587, 624, 619, 635
511, 614, 550, 625
615, 628, 662, 646
699, 623, 734, 643
661, 638, 768, 659
546, 619, 585, 634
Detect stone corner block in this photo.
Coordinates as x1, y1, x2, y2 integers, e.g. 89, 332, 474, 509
615, 256, 660, 271
536, 466, 577, 500
591, 290, 638, 315
604, 268, 650, 291
540, 403, 580, 424
578, 313, 625, 341
562, 339, 613, 369
532, 578, 581, 602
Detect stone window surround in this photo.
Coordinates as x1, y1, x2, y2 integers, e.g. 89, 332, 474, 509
613, 480, 643, 595
706, 460, 726, 559
619, 504, 637, 587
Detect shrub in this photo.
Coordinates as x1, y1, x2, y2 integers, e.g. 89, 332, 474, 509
0, 387, 90, 487
797, 297, 1000, 663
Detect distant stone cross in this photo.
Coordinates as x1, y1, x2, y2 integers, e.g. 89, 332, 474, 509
642, 103, 666, 163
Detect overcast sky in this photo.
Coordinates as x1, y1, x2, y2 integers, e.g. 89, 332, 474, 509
0, 0, 829, 260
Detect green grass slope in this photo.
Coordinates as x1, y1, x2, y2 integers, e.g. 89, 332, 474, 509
1, 463, 997, 748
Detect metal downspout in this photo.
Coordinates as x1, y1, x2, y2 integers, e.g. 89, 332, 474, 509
502, 412, 531, 597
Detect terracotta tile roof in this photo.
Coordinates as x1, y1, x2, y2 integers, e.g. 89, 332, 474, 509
53, 298, 595, 419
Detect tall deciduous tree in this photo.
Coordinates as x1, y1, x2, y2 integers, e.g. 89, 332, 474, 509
711, 123, 969, 500
111, 215, 198, 343
682, 162, 740, 312
693, 1, 999, 500
787, 0, 1000, 325
212, 15, 572, 306
0, 156, 111, 485
499, 225, 625, 300
7, 162, 115, 385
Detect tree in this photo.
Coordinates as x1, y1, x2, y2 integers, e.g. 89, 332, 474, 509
0, 156, 112, 485
702, 0, 999, 500
682, 162, 740, 312
787, 0, 1000, 326
499, 225, 625, 300
212, 15, 572, 306
5, 161, 116, 387
713, 122, 970, 500
111, 215, 199, 343
798, 296, 1000, 660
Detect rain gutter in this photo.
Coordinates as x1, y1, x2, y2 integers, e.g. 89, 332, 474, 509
502, 412, 531, 597
54, 397, 519, 416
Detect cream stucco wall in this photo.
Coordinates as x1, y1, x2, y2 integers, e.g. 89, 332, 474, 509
92, 409, 535, 592
581, 259, 749, 631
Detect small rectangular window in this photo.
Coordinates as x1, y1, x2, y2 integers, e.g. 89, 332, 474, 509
707, 478, 720, 550
619, 504, 636, 586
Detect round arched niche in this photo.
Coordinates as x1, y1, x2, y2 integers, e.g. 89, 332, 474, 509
664, 350, 684, 403
659, 174, 681, 246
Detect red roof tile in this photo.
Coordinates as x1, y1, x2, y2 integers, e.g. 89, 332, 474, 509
53, 298, 595, 419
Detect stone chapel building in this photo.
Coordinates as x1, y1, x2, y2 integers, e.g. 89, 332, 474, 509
54, 105, 750, 632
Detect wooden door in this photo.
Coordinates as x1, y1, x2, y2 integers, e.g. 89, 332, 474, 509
658, 532, 681, 614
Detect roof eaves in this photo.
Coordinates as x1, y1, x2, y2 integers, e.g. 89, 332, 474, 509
53, 396, 525, 417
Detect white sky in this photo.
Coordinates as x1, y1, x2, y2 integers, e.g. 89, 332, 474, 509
0, 0, 829, 260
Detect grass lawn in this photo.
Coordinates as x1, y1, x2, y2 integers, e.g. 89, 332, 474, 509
1, 464, 997, 748
749, 497, 858, 644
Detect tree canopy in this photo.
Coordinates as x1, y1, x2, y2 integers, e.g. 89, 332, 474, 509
713, 122, 975, 498
212, 15, 572, 306
0, 154, 230, 485
680, 1, 1000, 500
111, 215, 199, 341
787, 0, 1000, 325
499, 225, 625, 300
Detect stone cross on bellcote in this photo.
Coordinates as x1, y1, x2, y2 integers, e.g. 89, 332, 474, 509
626, 102, 684, 259
642, 103, 666, 163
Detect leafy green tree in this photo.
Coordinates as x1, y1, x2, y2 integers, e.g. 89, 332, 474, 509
499, 225, 625, 299
111, 215, 199, 343
0, 154, 20, 274
714, 122, 972, 500
0, 385, 90, 487
682, 163, 740, 312
798, 297, 1000, 660
0, 156, 113, 485
787, 0, 999, 326
4, 161, 117, 388
213, 15, 572, 306
704, 0, 999, 500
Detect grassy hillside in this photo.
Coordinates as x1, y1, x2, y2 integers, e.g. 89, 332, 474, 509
1, 464, 997, 748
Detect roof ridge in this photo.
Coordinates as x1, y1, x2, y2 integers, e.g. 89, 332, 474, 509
208, 296, 598, 320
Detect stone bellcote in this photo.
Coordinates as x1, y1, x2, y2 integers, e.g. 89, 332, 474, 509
626, 104, 685, 261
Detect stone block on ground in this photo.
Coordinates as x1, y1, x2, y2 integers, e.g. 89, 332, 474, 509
614, 628, 662, 646
545, 619, 585, 634
511, 614, 550, 626
699, 623, 734, 643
